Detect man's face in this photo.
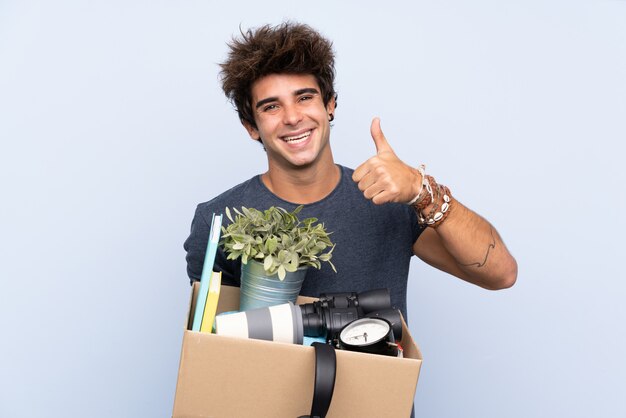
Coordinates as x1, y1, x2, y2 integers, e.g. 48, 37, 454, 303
244, 73, 336, 170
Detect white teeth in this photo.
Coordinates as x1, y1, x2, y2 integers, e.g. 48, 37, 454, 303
283, 131, 311, 142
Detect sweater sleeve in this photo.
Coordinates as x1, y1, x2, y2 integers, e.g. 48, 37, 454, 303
183, 204, 241, 286
183, 205, 210, 283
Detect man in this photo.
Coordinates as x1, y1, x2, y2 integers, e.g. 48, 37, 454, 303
184, 22, 517, 322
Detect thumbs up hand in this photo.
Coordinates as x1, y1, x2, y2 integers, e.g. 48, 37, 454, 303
352, 118, 422, 205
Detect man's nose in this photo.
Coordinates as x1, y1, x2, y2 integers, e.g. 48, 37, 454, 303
282, 104, 303, 125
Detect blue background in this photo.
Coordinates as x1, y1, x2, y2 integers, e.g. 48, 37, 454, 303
1, 1, 625, 417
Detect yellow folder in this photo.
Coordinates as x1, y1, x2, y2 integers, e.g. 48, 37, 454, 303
200, 271, 222, 333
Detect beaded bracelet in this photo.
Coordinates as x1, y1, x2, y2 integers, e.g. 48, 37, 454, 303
417, 185, 452, 228
424, 180, 441, 220
432, 186, 452, 228
405, 164, 453, 228
413, 179, 453, 228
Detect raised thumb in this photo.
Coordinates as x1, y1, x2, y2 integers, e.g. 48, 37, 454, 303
370, 117, 392, 154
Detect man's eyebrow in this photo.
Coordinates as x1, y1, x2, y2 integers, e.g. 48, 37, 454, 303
295, 87, 319, 96
255, 88, 320, 109
255, 96, 278, 109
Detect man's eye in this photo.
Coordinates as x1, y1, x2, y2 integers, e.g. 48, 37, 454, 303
299, 95, 313, 102
263, 104, 278, 112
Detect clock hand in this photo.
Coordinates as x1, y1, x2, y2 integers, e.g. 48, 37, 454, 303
349, 332, 369, 342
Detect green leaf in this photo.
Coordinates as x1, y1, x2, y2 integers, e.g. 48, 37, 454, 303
281, 233, 292, 247
264, 255, 273, 271
275, 250, 283, 263
225, 207, 234, 223
290, 251, 299, 266
226, 252, 240, 261
284, 261, 298, 273
302, 218, 318, 228
294, 238, 308, 252
266, 236, 278, 254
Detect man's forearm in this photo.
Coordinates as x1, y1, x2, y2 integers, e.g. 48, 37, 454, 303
421, 199, 518, 290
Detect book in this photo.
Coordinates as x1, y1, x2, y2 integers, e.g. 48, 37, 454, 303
200, 271, 222, 333
192, 213, 223, 332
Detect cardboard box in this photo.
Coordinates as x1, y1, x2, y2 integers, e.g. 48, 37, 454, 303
173, 284, 422, 418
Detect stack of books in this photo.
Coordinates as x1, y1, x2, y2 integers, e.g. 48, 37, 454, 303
191, 213, 223, 333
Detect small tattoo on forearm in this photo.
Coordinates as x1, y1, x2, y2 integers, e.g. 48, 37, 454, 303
461, 228, 496, 268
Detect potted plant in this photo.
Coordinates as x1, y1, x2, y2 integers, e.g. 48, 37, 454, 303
221, 205, 336, 310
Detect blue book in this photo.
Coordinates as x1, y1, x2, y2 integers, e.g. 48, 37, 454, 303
192, 213, 223, 332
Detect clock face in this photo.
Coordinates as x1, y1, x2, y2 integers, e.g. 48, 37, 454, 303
339, 318, 391, 346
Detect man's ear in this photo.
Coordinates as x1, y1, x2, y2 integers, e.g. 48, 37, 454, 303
326, 96, 336, 118
242, 120, 261, 142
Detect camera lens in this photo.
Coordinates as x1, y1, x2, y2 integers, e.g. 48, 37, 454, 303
302, 307, 361, 339
302, 311, 325, 337
353, 289, 391, 312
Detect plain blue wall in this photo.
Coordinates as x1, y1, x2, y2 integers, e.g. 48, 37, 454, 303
1, 1, 625, 417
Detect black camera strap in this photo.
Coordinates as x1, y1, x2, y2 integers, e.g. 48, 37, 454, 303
298, 342, 336, 418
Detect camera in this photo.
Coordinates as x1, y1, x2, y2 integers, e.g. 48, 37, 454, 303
214, 288, 403, 350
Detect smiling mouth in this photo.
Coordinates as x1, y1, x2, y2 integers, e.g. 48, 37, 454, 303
281, 130, 312, 144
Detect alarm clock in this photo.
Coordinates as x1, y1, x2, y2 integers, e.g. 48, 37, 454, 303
337, 317, 398, 357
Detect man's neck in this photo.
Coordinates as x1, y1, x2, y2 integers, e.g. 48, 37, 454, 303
261, 160, 340, 205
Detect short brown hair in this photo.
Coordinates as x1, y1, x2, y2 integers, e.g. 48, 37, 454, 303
220, 22, 337, 129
